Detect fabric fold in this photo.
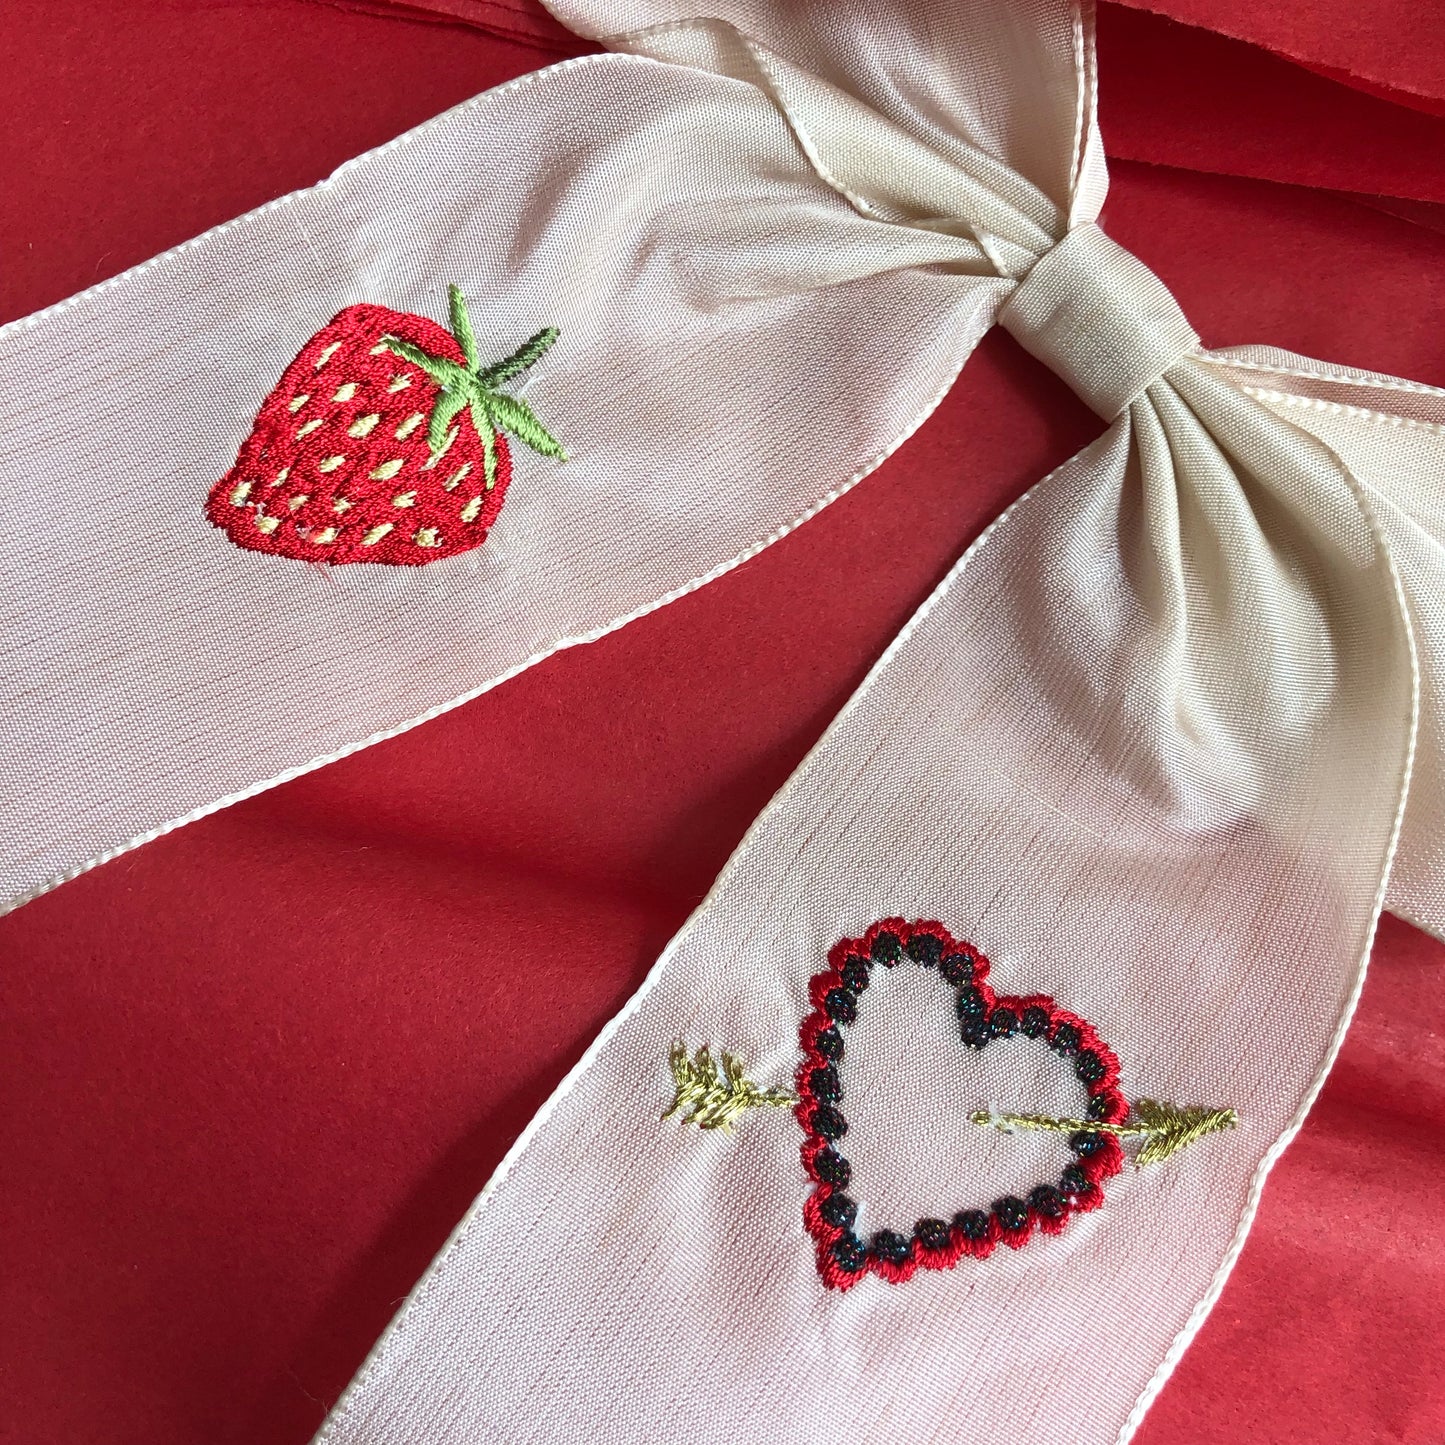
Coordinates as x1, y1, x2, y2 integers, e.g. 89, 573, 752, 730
999, 224, 1200, 418
1204, 347, 1445, 934
0, 52, 1008, 914
308, 349, 1419, 1445
2, 2, 1441, 1441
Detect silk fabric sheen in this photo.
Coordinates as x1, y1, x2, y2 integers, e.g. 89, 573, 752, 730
2, 2, 1443, 1443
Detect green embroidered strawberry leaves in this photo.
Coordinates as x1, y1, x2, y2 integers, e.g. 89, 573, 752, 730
381, 285, 564, 494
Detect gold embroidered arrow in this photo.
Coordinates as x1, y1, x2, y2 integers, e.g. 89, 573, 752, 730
971, 1098, 1238, 1167
663, 1041, 795, 1132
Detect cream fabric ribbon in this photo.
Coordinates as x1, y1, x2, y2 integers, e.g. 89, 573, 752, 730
2, 2, 1443, 1440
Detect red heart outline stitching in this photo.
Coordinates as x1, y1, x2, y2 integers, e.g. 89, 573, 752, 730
798, 917, 1127, 1290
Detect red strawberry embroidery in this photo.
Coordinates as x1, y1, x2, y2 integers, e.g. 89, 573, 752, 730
206, 285, 564, 566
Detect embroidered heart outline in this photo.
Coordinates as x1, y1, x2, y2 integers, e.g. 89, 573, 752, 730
798, 917, 1127, 1290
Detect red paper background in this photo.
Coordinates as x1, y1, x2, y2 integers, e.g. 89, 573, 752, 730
1114, 0, 1445, 113
1, 4, 1443, 1443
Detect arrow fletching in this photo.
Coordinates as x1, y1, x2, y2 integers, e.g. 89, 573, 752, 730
1130, 1099, 1238, 1166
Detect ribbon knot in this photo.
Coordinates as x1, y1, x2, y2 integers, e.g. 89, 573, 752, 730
998, 223, 1200, 421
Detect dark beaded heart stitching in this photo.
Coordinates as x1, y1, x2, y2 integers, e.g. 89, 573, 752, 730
797, 917, 1127, 1290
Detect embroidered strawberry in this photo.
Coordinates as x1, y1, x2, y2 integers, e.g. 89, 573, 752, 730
206, 285, 564, 566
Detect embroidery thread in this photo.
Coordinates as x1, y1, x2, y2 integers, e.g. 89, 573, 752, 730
206, 285, 563, 566
663, 1041, 795, 1132
796, 918, 1237, 1290
972, 1099, 1238, 1167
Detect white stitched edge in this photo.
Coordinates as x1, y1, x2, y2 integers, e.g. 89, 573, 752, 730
0, 53, 679, 342
1065, 0, 1099, 233
0, 31, 1017, 920
1201, 351, 1445, 398
309, 408, 1081, 1445
0, 295, 1001, 920
1241, 385, 1445, 436
6, 12, 1421, 1439
292, 377, 1419, 1445
1116, 389, 1422, 1444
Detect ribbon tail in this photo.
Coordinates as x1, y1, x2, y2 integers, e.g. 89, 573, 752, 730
311, 354, 1417, 1442
1203, 348, 1445, 941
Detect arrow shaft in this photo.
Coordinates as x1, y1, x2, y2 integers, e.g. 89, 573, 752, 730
970, 1110, 1146, 1137
972, 1103, 1238, 1167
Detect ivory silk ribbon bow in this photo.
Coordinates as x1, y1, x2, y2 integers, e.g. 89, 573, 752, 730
2, 2, 1444, 1442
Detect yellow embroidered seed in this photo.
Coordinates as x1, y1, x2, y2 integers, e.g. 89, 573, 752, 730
287, 394, 310, 414
229, 481, 253, 506
287, 494, 309, 512
317, 456, 346, 473
331, 382, 358, 402
312, 527, 338, 544
415, 528, 441, 547
392, 491, 416, 508
460, 496, 482, 523
314, 341, 342, 369
420, 427, 457, 469
274, 467, 290, 485
255, 514, 280, 535
369, 458, 404, 481
445, 463, 471, 491
296, 418, 324, 439
386, 375, 411, 393
332, 497, 353, 513
361, 523, 393, 546
394, 412, 425, 440
368, 343, 389, 356
347, 413, 381, 438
